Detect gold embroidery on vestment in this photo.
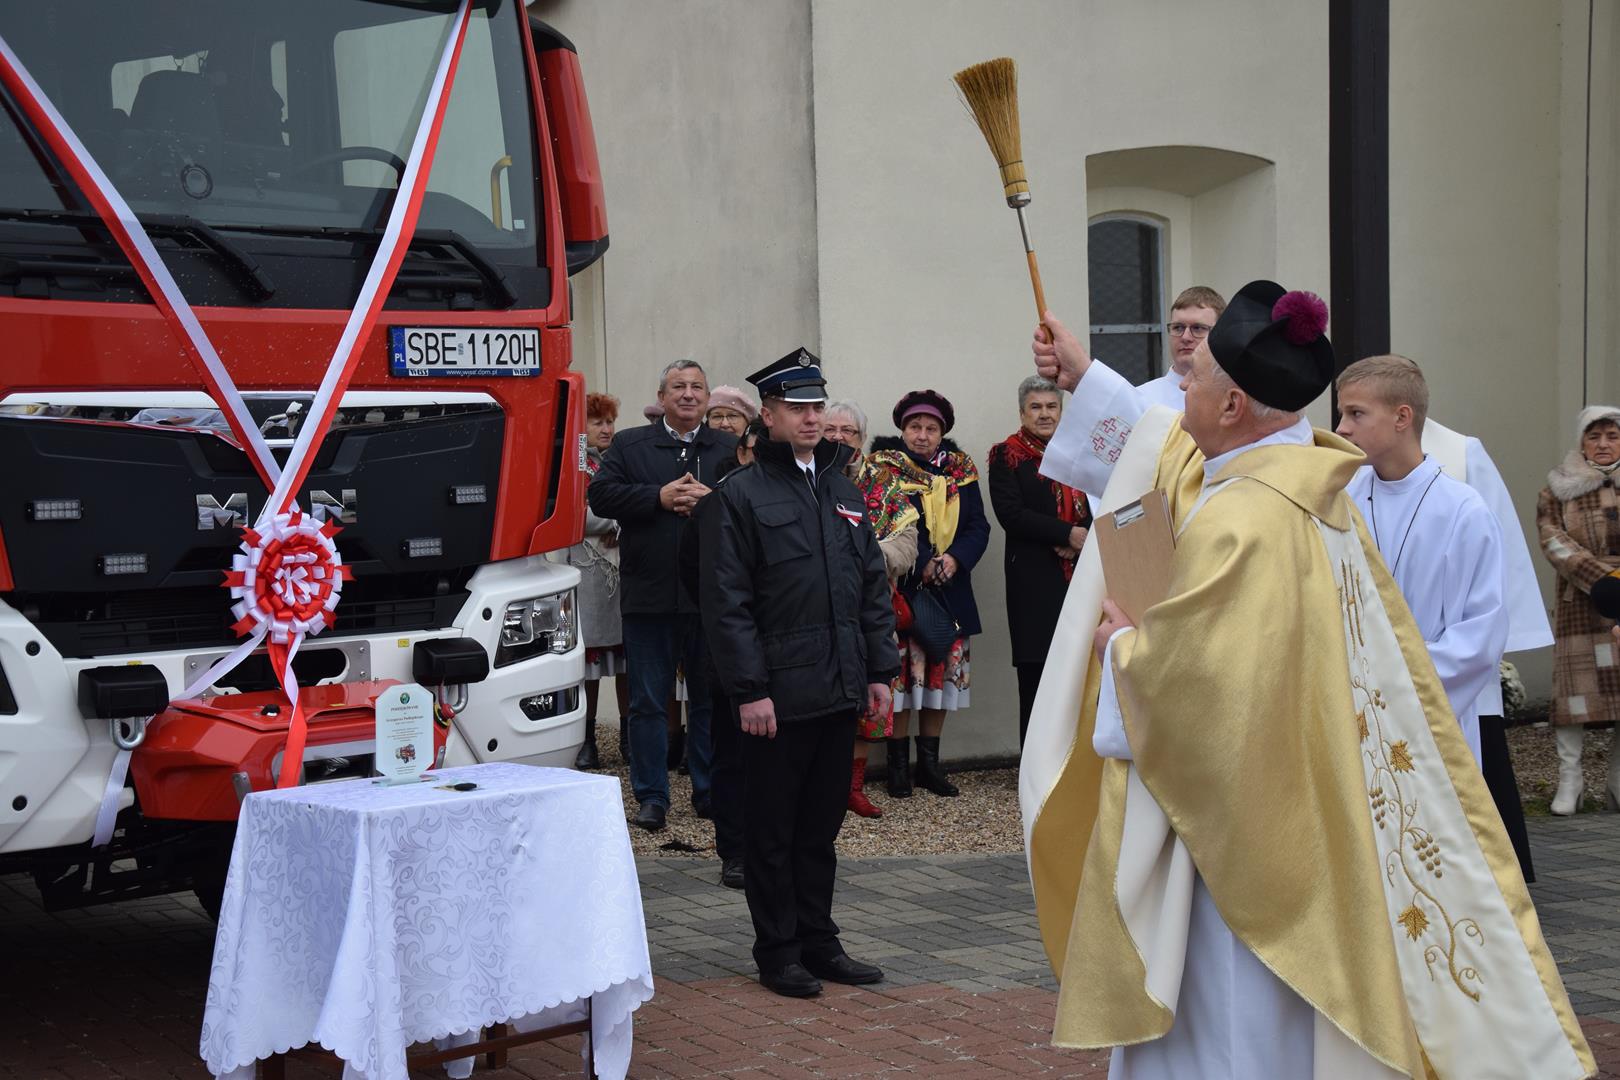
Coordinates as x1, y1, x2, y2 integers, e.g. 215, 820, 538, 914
1342, 562, 1484, 1003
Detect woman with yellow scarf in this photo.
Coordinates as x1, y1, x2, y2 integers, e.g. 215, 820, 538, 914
864, 390, 990, 798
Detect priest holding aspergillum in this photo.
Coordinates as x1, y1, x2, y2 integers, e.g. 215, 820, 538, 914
1018, 281, 1595, 1078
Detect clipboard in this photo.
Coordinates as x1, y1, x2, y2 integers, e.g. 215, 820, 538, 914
1092, 489, 1176, 626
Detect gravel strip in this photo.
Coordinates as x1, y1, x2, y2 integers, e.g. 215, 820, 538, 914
590, 726, 1025, 859
587, 720, 1617, 861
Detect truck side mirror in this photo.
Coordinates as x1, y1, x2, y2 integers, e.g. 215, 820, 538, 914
530, 18, 609, 277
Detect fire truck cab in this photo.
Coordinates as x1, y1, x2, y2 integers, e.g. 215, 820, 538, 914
0, 0, 607, 914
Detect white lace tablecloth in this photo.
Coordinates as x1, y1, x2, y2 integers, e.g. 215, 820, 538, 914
200, 763, 653, 1080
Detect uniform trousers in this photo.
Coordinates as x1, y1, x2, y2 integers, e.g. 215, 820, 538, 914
742, 710, 856, 971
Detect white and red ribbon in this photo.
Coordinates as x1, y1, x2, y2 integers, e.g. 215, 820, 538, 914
0, 0, 474, 840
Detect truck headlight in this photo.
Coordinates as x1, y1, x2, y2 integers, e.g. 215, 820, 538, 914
495, 589, 577, 667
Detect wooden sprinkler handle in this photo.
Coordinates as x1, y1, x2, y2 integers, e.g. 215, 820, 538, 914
1027, 248, 1050, 342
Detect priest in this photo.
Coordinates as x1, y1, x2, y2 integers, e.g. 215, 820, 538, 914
1019, 282, 1594, 1078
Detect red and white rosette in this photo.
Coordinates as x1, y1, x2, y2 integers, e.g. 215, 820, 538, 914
226, 511, 353, 645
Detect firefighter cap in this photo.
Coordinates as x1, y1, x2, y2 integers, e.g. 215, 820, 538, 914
746, 347, 828, 403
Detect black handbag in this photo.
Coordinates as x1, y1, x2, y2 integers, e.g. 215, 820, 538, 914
907, 584, 959, 664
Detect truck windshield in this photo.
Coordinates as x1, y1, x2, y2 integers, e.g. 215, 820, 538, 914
0, 0, 538, 262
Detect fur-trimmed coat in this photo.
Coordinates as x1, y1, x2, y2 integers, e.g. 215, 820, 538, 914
1536, 451, 1620, 725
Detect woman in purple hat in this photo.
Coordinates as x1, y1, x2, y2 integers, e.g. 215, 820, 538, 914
863, 389, 990, 797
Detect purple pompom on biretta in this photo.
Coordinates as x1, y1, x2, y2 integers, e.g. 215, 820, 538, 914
1272, 290, 1329, 345
1208, 279, 1336, 412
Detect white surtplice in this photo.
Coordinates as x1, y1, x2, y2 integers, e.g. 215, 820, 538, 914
1135, 366, 1186, 412
1346, 457, 1507, 762
1423, 420, 1557, 722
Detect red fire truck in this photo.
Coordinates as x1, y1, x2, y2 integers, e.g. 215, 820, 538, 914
0, 0, 605, 915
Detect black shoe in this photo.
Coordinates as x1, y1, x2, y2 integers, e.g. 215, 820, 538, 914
632, 802, 667, 832
759, 962, 822, 998
886, 737, 913, 798
914, 735, 959, 797
720, 856, 745, 889
573, 736, 600, 771
692, 795, 713, 820
803, 951, 884, 985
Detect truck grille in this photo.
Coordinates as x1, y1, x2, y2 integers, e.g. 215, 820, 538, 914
11, 576, 471, 658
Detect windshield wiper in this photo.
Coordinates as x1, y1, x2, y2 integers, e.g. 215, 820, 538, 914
214, 223, 518, 309
0, 208, 277, 299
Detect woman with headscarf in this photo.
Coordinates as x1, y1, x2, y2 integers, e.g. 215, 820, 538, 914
825, 399, 917, 817
864, 390, 990, 797
566, 392, 629, 768
1537, 404, 1620, 813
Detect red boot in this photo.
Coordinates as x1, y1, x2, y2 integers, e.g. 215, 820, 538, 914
847, 758, 883, 818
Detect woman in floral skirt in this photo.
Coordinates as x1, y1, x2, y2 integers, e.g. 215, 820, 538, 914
864, 390, 990, 797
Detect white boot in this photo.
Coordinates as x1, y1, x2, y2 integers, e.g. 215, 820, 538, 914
1607, 725, 1620, 812
1550, 726, 1584, 816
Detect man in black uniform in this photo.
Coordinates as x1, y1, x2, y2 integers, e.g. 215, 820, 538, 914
695, 347, 899, 997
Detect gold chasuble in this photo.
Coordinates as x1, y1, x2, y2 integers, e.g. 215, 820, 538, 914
1021, 409, 1594, 1078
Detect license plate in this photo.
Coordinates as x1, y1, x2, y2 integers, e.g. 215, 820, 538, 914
388, 327, 540, 377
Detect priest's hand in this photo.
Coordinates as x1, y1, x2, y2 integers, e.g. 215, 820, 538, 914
1032, 311, 1091, 392
1093, 597, 1134, 665
739, 697, 778, 739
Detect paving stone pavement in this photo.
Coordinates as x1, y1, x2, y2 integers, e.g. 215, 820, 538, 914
1, 816, 1617, 1078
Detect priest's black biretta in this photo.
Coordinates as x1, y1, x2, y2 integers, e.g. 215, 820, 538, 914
1207, 279, 1334, 412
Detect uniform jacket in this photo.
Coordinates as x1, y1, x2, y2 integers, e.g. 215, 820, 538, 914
865, 436, 991, 638
695, 437, 900, 721
986, 431, 1091, 664
587, 420, 737, 616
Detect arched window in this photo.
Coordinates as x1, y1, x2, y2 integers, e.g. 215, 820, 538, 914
1088, 215, 1166, 385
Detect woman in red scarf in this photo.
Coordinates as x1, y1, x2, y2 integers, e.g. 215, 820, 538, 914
985, 376, 1090, 747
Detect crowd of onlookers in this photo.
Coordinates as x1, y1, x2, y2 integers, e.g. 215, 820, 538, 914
560, 358, 1101, 851
562, 308, 1620, 876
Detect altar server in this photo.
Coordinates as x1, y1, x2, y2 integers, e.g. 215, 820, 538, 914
1334, 355, 1507, 764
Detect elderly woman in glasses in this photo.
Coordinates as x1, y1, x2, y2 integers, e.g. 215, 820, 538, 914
823, 400, 916, 818
705, 384, 759, 437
